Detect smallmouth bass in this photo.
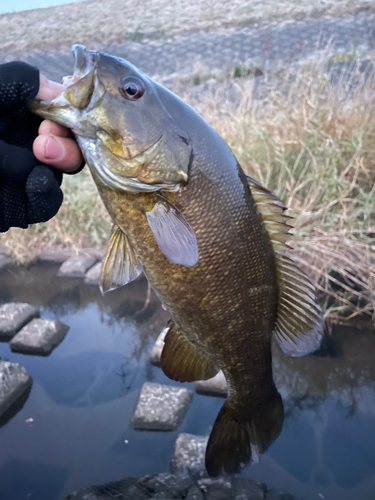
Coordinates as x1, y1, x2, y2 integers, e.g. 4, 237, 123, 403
31, 45, 323, 476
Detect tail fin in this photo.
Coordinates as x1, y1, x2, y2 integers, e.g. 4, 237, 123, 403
205, 389, 283, 477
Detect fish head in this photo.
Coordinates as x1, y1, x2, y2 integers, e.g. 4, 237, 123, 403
30, 44, 192, 193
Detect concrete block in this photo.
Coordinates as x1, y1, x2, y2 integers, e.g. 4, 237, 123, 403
58, 254, 97, 278
9, 319, 69, 356
131, 382, 193, 431
0, 303, 40, 341
84, 261, 102, 285
194, 371, 227, 398
170, 433, 208, 478
0, 361, 32, 418
149, 327, 168, 366
38, 246, 75, 263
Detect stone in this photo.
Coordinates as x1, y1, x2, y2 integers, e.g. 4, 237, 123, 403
170, 433, 208, 478
85, 247, 106, 260
84, 261, 103, 285
232, 478, 266, 500
38, 247, 75, 263
186, 485, 204, 500
131, 382, 193, 431
0, 303, 40, 341
9, 319, 69, 356
0, 361, 32, 418
149, 327, 168, 366
57, 254, 97, 278
194, 370, 227, 397
198, 478, 233, 500
139, 473, 193, 498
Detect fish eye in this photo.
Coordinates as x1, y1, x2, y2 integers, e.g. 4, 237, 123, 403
119, 76, 145, 100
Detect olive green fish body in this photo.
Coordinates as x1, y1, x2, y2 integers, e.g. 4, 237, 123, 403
93, 106, 279, 401
31, 45, 323, 477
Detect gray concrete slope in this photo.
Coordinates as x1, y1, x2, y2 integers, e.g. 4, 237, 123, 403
1, 12, 374, 82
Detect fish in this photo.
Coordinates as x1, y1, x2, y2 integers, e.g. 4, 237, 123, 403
30, 45, 324, 476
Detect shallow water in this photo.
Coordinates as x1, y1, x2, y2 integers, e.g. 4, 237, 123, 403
0, 262, 374, 500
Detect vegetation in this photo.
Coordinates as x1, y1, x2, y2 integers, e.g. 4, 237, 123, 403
2, 57, 375, 325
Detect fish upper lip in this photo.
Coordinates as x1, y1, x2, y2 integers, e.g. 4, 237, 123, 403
72, 44, 98, 78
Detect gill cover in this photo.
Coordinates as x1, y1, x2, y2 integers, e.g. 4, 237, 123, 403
30, 45, 199, 269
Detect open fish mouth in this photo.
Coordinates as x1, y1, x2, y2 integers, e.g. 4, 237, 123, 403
62, 44, 99, 88
29, 44, 102, 129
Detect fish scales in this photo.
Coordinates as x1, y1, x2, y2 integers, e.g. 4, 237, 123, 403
30, 44, 324, 477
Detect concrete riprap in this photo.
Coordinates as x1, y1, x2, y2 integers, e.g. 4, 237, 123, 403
64, 472, 298, 499
58, 255, 97, 278
171, 433, 208, 478
9, 319, 69, 356
84, 261, 103, 285
0, 303, 40, 341
131, 382, 193, 431
0, 361, 32, 418
194, 371, 228, 398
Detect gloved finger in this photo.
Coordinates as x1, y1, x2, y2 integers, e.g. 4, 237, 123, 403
33, 134, 84, 172
0, 138, 38, 183
26, 165, 63, 224
0, 180, 29, 232
1, 110, 42, 149
0, 62, 39, 110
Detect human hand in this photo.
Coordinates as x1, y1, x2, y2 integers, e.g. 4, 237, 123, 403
0, 61, 83, 232
33, 75, 83, 172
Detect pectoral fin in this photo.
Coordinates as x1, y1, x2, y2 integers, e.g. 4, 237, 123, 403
247, 175, 324, 356
100, 225, 143, 294
146, 196, 199, 267
161, 321, 218, 382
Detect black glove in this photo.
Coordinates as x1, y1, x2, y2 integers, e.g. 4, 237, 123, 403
0, 61, 64, 232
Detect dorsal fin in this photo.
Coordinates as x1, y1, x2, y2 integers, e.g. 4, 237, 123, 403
247, 175, 324, 357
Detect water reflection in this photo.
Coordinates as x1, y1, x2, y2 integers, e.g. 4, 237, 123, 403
0, 263, 374, 500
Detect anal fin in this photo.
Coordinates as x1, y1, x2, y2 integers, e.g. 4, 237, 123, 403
161, 322, 218, 383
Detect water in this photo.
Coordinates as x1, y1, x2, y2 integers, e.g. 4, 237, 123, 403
0, 0, 87, 16
0, 262, 374, 500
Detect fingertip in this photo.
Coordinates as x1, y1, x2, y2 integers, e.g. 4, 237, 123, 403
36, 75, 65, 100
33, 134, 83, 172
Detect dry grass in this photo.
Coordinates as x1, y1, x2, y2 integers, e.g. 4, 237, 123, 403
188, 56, 375, 325
2, 56, 375, 325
